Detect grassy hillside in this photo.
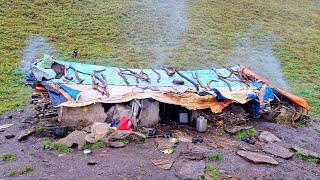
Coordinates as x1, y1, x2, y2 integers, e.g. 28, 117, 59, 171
185, 0, 320, 114
0, 0, 319, 114
0, 0, 133, 112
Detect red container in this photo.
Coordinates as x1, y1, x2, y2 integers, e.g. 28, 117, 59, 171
117, 117, 132, 131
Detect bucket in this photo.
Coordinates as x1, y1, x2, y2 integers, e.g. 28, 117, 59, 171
179, 111, 188, 124
118, 117, 132, 131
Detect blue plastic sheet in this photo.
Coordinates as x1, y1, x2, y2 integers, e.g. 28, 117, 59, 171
250, 80, 276, 117
35, 55, 246, 89
58, 83, 81, 101
211, 88, 227, 101
42, 82, 67, 106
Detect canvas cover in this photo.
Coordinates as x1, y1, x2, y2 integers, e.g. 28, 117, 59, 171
30, 54, 309, 115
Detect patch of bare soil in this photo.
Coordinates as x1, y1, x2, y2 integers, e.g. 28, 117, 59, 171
0, 107, 319, 179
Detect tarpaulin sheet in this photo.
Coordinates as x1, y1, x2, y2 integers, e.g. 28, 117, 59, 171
54, 84, 232, 113
32, 54, 309, 114
240, 65, 309, 110
34, 56, 247, 90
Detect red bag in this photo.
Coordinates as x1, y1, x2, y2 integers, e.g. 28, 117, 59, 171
117, 117, 132, 131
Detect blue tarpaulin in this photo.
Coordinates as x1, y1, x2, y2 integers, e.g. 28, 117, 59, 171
35, 55, 246, 90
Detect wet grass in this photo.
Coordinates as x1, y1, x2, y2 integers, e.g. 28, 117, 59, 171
0, 0, 132, 113
42, 139, 73, 153
207, 152, 224, 161
235, 128, 257, 139
120, 138, 130, 145
0, 0, 319, 115
8, 169, 19, 177
8, 166, 33, 176
294, 151, 319, 164
83, 140, 107, 150
206, 165, 221, 180
185, 0, 320, 115
1, 153, 18, 162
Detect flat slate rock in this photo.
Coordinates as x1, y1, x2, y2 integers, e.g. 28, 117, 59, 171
0, 123, 14, 131
18, 127, 36, 141
151, 159, 174, 170
258, 131, 281, 143
188, 144, 213, 154
224, 126, 253, 134
237, 150, 278, 165
263, 143, 293, 159
180, 151, 205, 160
176, 160, 205, 179
57, 130, 87, 150
109, 141, 126, 148
155, 138, 175, 150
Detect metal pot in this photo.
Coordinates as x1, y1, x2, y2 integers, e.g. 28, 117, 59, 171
54, 127, 68, 138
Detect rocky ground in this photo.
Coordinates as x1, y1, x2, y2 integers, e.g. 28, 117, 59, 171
0, 106, 319, 180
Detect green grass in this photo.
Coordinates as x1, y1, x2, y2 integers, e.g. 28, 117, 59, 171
1, 153, 18, 162
294, 151, 319, 164
235, 128, 257, 139
120, 138, 129, 145
42, 139, 54, 150
20, 166, 33, 174
207, 152, 224, 161
0, 0, 132, 113
83, 140, 107, 150
92, 140, 107, 149
53, 143, 74, 153
8, 169, 19, 177
8, 166, 33, 176
295, 120, 307, 127
35, 123, 47, 132
42, 139, 73, 153
186, 0, 320, 115
206, 165, 221, 180
0, 0, 319, 115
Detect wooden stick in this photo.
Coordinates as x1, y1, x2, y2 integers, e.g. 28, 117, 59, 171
207, 79, 218, 90
212, 68, 232, 91
176, 70, 199, 91
151, 68, 161, 83
68, 66, 84, 84
117, 68, 130, 85
193, 72, 206, 89
64, 66, 73, 81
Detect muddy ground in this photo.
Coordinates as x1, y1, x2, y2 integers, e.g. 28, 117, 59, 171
0, 106, 319, 180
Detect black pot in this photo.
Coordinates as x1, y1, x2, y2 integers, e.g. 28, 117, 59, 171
54, 127, 68, 138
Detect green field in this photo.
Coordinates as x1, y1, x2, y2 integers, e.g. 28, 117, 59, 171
0, 0, 319, 114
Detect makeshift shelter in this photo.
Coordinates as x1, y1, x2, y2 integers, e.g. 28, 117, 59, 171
29, 54, 309, 129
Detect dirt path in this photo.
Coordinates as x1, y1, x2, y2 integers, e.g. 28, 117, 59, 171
0, 107, 319, 179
